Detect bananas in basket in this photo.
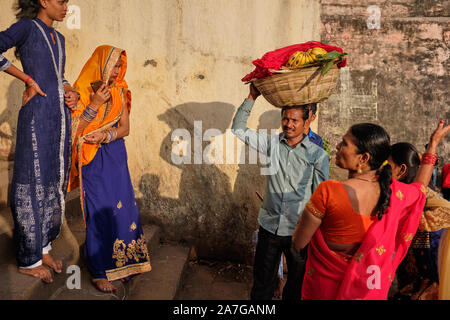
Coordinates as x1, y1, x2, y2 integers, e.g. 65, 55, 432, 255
286, 48, 347, 76
286, 47, 328, 67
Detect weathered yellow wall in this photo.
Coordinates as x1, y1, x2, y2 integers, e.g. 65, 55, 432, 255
0, 0, 321, 262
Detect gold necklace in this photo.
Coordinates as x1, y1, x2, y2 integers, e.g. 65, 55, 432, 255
353, 177, 378, 183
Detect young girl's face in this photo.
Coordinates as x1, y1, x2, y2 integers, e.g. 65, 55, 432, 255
42, 0, 69, 22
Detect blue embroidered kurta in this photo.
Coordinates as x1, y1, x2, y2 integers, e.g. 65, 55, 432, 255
0, 18, 71, 267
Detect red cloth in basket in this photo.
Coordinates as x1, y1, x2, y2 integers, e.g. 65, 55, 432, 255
242, 41, 347, 82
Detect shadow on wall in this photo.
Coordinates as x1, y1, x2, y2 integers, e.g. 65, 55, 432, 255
136, 102, 281, 264
0, 79, 22, 160
0, 79, 22, 209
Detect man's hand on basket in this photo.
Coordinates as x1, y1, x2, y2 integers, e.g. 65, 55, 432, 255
248, 83, 261, 101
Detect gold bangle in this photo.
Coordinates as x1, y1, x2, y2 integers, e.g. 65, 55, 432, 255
81, 113, 93, 123
100, 131, 108, 144
111, 128, 118, 141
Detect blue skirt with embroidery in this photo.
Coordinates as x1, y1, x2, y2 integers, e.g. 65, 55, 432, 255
82, 138, 151, 281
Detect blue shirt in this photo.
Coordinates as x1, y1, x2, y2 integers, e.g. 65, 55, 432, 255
232, 98, 329, 236
308, 128, 324, 149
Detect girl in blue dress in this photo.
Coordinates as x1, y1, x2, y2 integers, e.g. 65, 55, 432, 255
0, 0, 78, 283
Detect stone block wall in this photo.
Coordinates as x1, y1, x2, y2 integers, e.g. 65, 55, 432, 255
319, 0, 449, 180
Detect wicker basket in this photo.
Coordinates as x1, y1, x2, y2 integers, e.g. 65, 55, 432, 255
252, 65, 340, 108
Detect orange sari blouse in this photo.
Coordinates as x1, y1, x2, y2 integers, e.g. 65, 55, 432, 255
305, 180, 377, 244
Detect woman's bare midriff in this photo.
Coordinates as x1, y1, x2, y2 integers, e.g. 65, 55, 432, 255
326, 240, 361, 256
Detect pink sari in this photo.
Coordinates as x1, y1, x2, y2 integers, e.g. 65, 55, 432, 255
302, 180, 427, 300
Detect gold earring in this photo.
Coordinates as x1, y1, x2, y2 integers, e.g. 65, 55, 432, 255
357, 163, 363, 174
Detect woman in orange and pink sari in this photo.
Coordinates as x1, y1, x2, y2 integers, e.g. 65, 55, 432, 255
68, 45, 151, 293
292, 121, 449, 300
388, 142, 450, 300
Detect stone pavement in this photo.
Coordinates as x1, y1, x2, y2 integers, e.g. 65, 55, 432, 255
176, 260, 253, 300
0, 189, 190, 300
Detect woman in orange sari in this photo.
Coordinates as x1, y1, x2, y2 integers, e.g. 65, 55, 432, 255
68, 45, 151, 293
292, 121, 449, 300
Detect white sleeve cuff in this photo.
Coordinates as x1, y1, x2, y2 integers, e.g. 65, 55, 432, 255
42, 242, 52, 254
20, 260, 43, 269
0, 56, 11, 72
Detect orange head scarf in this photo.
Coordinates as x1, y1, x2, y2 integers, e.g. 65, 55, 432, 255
68, 45, 131, 192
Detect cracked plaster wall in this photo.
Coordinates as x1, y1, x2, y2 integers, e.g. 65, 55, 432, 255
0, 0, 321, 263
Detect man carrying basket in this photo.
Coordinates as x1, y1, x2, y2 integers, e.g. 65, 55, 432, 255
232, 84, 329, 300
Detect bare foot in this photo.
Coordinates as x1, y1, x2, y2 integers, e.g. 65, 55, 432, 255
92, 279, 117, 293
19, 265, 53, 283
42, 253, 62, 274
